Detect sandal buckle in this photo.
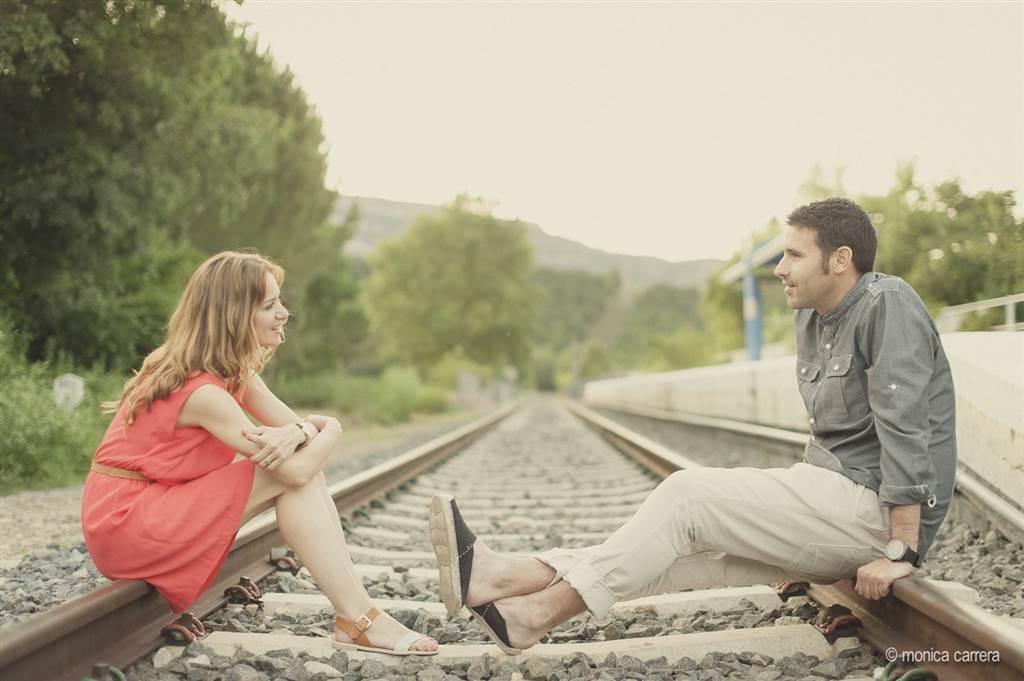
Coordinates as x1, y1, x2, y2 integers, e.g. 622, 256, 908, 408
354, 614, 374, 632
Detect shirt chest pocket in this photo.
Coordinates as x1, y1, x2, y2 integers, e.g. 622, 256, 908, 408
820, 354, 869, 421
796, 359, 820, 410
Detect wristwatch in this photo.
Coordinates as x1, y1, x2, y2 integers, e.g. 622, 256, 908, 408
884, 538, 920, 567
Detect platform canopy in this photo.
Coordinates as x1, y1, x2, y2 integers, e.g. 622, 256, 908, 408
719, 234, 785, 285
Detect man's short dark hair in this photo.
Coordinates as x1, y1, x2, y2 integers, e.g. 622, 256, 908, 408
786, 197, 877, 274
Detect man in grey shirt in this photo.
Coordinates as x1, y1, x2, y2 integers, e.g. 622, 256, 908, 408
779, 197, 957, 600
429, 198, 957, 653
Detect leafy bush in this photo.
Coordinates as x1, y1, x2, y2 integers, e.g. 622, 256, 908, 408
0, 320, 125, 493
367, 367, 421, 423
272, 365, 444, 424
414, 386, 451, 414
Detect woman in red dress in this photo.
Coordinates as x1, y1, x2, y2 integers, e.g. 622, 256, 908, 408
81, 251, 438, 656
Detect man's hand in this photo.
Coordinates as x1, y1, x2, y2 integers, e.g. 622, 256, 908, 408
242, 424, 305, 470
855, 558, 913, 600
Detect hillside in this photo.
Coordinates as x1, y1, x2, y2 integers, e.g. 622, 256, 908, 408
334, 196, 722, 294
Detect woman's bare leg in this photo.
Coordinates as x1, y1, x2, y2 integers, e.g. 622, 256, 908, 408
243, 467, 437, 652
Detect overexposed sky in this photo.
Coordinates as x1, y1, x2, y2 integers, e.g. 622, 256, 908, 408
223, 1, 1024, 261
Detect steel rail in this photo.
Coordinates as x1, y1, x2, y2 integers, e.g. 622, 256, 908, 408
0, 401, 520, 681
566, 399, 1024, 681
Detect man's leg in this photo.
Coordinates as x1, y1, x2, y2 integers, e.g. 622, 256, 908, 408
465, 463, 888, 648
538, 547, 791, 600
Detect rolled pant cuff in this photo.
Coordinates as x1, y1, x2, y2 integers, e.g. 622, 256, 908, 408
534, 548, 575, 586
561, 562, 617, 618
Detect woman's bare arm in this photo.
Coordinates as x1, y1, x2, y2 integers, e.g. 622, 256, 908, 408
243, 373, 302, 426
180, 384, 340, 486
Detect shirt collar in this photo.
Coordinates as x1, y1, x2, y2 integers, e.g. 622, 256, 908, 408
820, 272, 874, 325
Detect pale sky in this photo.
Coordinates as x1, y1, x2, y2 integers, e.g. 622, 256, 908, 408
223, 1, 1024, 261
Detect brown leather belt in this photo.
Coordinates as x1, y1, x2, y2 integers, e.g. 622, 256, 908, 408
90, 462, 151, 482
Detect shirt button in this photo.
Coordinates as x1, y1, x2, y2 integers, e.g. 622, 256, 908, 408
833, 364, 840, 370
800, 368, 807, 374
825, 343, 832, 350
809, 417, 816, 425
889, 384, 898, 390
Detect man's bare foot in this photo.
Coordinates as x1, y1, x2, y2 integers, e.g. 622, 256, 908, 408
464, 540, 555, 608
334, 610, 438, 653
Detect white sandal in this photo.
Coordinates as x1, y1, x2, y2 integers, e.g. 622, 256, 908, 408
332, 607, 438, 657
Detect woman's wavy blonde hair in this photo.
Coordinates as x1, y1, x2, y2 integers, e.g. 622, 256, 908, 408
105, 251, 285, 423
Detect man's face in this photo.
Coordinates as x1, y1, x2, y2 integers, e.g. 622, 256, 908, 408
774, 224, 834, 311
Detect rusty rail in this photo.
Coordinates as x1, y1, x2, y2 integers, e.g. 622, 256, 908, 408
566, 399, 1024, 681
0, 401, 520, 681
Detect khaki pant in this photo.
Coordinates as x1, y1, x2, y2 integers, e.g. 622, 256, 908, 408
536, 463, 890, 617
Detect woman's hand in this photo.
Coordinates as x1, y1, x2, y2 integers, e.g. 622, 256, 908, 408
241, 423, 306, 470
305, 414, 343, 435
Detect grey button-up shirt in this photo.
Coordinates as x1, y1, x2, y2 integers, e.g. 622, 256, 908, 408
794, 272, 957, 560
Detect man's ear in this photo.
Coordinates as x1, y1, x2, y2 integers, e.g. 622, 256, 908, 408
832, 246, 854, 274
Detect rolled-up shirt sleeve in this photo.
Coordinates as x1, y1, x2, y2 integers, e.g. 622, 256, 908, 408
863, 290, 938, 506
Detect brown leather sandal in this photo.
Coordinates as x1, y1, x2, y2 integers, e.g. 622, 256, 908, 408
332, 607, 438, 657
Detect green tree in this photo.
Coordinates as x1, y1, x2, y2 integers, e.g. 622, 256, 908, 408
0, 1, 337, 370
364, 197, 539, 372
275, 248, 369, 376
864, 166, 1022, 312
532, 268, 620, 351
182, 36, 338, 300
651, 326, 711, 370
613, 284, 702, 365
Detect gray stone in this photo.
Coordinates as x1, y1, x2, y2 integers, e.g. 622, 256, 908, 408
522, 657, 555, 680
738, 653, 771, 667
361, 660, 388, 679
674, 657, 698, 672
622, 624, 663, 639
809, 658, 849, 679
225, 664, 270, 681
266, 648, 295, 658
492, 661, 520, 680
752, 672, 782, 681
152, 647, 183, 669
284, 659, 311, 681
329, 651, 350, 671
253, 655, 291, 674
739, 613, 763, 628
697, 671, 724, 681
602, 622, 626, 640
417, 668, 447, 681
437, 623, 464, 644
617, 656, 646, 674
467, 654, 493, 681
304, 660, 343, 679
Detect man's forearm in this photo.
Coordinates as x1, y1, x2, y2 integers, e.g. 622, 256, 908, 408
888, 503, 921, 550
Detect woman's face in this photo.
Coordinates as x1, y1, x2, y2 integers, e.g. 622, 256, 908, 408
254, 271, 289, 348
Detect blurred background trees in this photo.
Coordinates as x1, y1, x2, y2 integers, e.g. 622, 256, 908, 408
364, 197, 539, 373
1, 2, 1019, 491
0, 0, 350, 489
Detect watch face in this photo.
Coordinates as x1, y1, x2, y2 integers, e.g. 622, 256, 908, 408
885, 539, 907, 561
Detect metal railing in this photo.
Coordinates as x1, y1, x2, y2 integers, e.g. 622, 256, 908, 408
936, 292, 1024, 333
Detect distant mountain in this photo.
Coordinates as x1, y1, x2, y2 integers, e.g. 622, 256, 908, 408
333, 196, 723, 294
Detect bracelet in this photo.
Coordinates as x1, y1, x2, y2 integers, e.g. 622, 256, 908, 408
292, 422, 310, 447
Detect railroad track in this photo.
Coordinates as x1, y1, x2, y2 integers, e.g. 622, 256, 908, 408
1, 398, 1022, 681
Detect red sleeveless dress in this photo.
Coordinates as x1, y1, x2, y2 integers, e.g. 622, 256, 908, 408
81, 372, 256, 613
